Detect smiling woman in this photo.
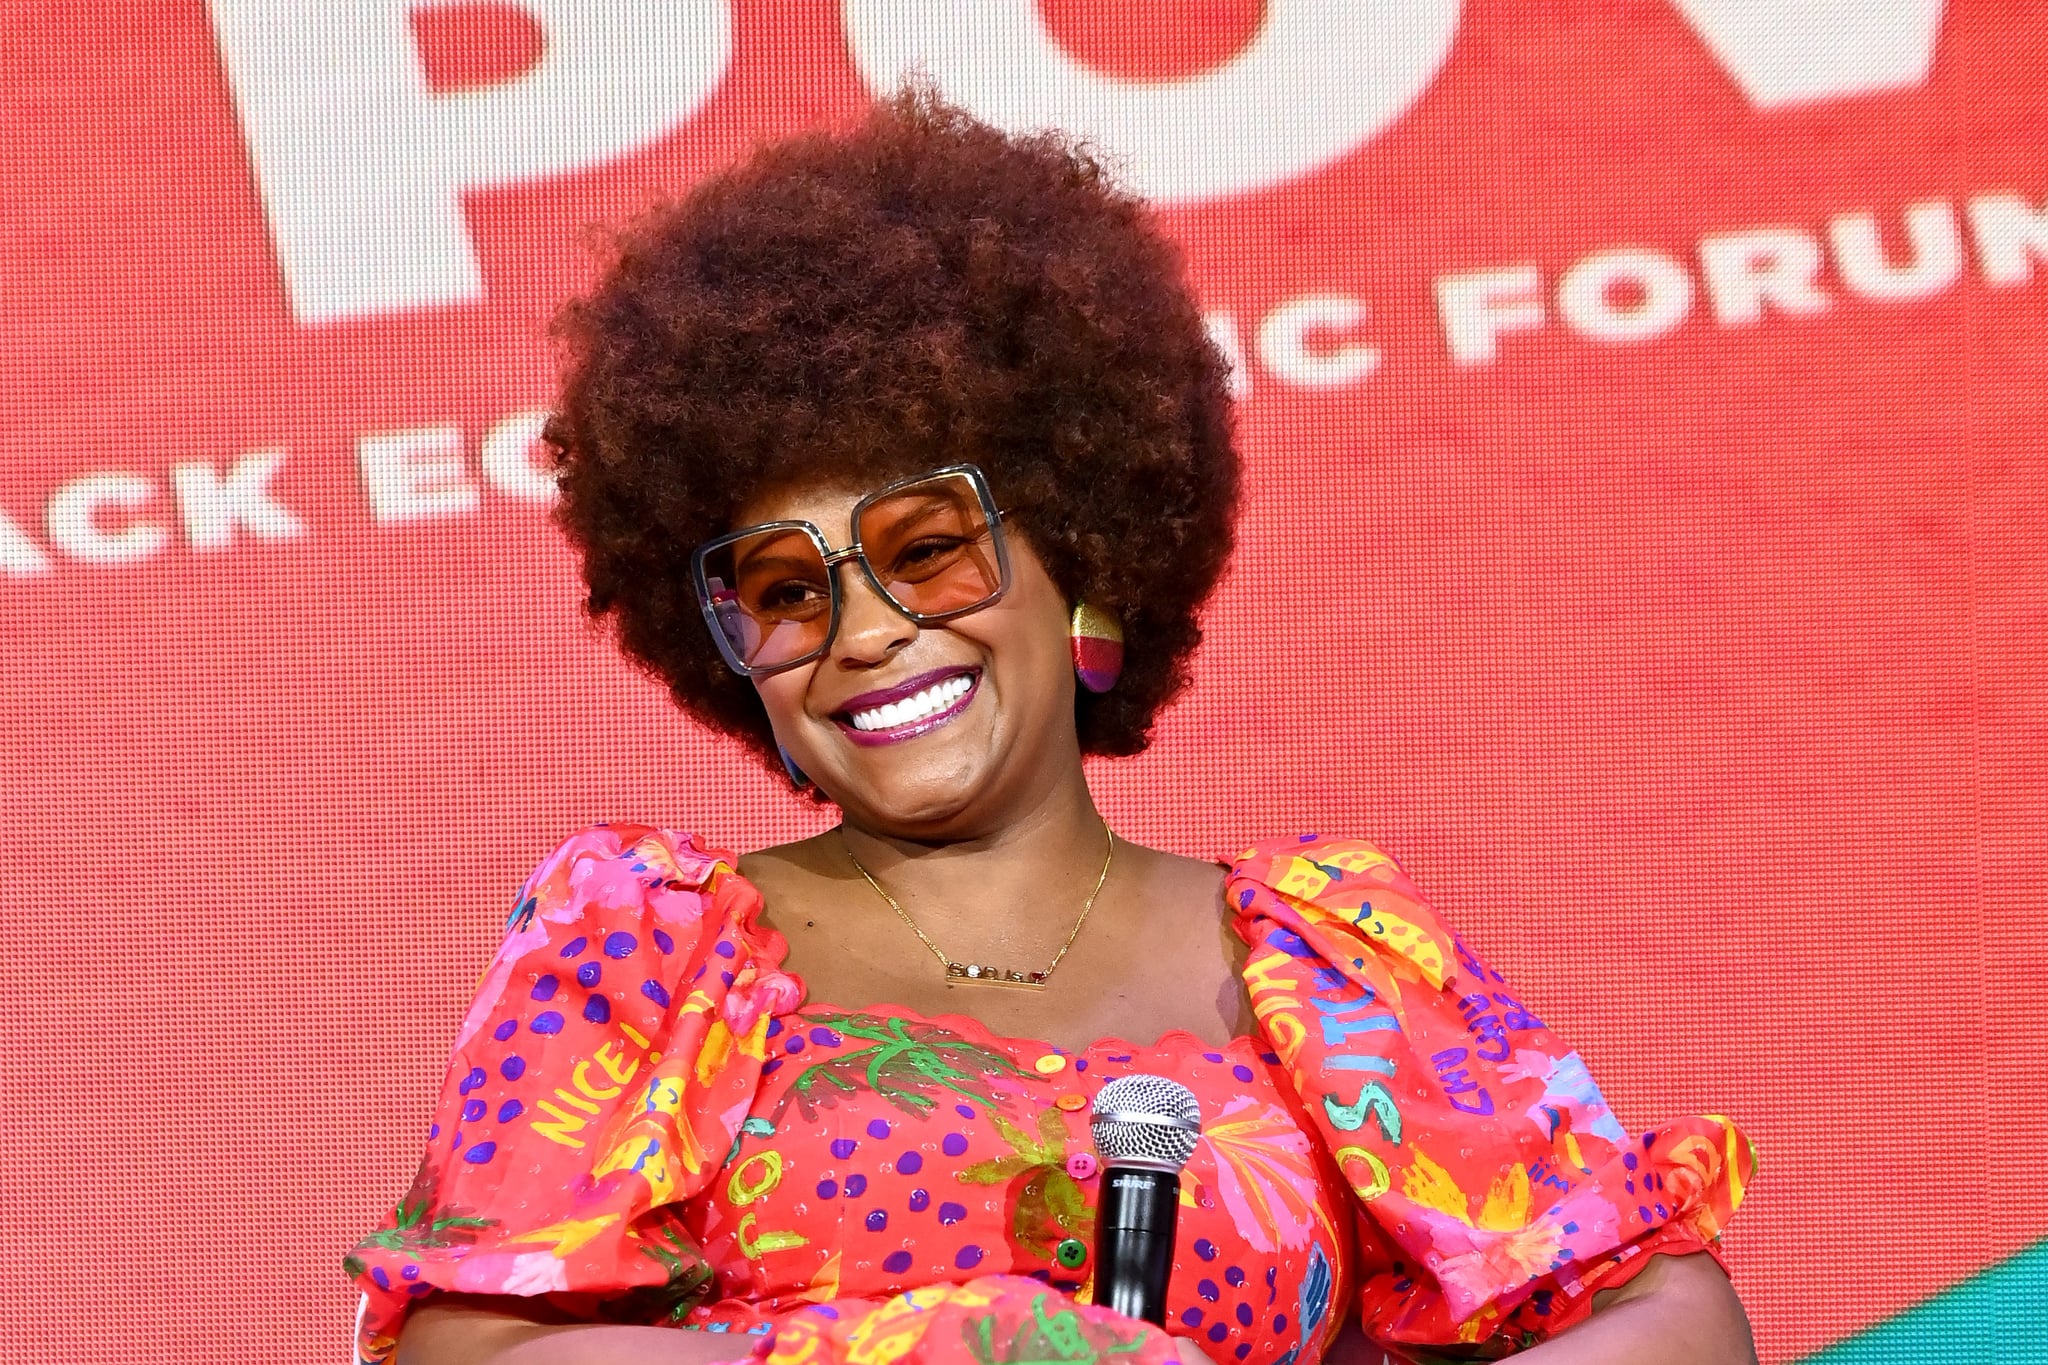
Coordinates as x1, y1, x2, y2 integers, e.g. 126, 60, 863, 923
347, 88, 1757, 1365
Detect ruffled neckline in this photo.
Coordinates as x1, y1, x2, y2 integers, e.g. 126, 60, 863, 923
699, 835, 1269, 1061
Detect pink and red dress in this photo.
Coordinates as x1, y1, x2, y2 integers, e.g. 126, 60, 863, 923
347, 825, 1752, 1365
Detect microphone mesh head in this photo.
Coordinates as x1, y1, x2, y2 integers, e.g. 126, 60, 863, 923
1090, 1073, 1202, 1171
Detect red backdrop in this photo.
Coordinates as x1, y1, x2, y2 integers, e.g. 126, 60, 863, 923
2, 4, 2042, 1362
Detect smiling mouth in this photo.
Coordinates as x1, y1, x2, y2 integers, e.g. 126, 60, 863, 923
833, 668, 980, 744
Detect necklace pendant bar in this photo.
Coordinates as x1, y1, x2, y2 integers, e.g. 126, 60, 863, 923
945, 962, 1048, 989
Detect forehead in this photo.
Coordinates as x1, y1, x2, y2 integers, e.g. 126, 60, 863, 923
733, 479, 868, 536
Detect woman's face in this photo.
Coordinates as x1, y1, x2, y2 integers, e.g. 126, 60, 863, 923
734, 475, 1083, 838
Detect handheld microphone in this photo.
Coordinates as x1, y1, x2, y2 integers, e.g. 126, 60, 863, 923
1089, 1073, 1203, 1326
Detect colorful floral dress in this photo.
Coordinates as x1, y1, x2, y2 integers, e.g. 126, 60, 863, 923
347, 825, 1753, 1365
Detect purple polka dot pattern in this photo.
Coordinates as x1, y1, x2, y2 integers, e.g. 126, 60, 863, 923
348, 826, 1701, 1365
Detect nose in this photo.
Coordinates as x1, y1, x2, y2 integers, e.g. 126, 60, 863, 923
828, 559, 915, 666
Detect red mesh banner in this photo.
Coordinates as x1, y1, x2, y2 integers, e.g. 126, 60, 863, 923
1, 4, 2042, 1362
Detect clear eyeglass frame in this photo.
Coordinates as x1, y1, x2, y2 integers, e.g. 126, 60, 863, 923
689, 463, 1013, 679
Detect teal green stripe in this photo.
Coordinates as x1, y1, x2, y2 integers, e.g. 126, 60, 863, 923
1795, 1236, 2048, 1365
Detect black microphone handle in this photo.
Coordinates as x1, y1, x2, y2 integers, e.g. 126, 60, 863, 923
1092, 1163, 1182, 1326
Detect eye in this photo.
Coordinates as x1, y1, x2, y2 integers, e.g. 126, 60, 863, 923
751, 579, 828, 614
890, 536, 969, 575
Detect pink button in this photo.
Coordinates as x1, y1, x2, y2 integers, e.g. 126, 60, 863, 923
1065, 1152, 1099, 1180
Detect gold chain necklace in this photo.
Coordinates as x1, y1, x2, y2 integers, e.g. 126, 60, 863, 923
841, 819, 1115, 989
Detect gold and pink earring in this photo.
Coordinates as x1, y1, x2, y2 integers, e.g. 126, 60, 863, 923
1069, 602, 1123, 693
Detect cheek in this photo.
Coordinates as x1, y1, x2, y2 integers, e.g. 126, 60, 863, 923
751, 673, 811, 729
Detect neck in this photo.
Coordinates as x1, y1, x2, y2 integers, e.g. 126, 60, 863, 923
837, 765, 1112, 963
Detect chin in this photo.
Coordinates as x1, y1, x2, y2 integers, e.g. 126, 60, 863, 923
829, 757, 1000, 834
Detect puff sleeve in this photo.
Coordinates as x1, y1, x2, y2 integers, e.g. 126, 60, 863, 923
1227, 836, 1754, 1355
346, 824, 803, 1365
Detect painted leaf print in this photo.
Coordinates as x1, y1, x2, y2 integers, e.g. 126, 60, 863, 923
1201, 1095, 1320, 1253
960, 1107, 1095, 1259
778, 1012, 1028, 1120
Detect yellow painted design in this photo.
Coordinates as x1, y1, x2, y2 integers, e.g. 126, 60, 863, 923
1476, 1163, 1531, 1232
765, 1326, 822, 1365
736, 1012, 771, 1061
844, 1283, 947, 1365
1273, 856, 1333, 902
1332, 1145, 1392, 1200
1352, 905, 1448, 988
592, 1040, 641, 1089
727, 1149, 784, 1207
695, 1018, 735, 1085
505, 1212, 618, 1256
571, 1059, 623, 1101
1400, 1149, 1472, 1225
642, 1075, 685, 1118
1454, 1305, 1502, 1345
1320, 846, 1398, 877
594, 1135, 676, 1204
1709, 1113, 1747, 1206
1562, 1131, 1590, 1173
736, 1210, 809, 1260
793, 1249, 843, 1303
530, 1099, 591, 1149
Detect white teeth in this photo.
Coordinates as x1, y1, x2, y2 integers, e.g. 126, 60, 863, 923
849, 674, 974, 731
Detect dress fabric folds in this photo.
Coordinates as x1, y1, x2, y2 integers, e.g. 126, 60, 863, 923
348, 824, 1752, 1364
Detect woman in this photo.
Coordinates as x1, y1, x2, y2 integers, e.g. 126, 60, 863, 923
349, 91, 1756, 1365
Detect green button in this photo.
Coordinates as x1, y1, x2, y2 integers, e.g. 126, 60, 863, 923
1056, 1237, 1088, 1270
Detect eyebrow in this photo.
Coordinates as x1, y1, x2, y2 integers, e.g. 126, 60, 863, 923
868, 495, 971, 539
732, 548, 828, 578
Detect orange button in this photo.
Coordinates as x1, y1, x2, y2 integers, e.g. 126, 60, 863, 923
1055, 1092, 1086, 1112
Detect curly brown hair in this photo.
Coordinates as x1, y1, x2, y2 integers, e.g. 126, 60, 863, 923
543, 88, 1240, 774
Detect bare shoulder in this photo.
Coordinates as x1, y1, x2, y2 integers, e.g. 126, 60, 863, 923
1099, 839, 1250, 1041
1115, 839, 1230, 916
735, 830, 841, 889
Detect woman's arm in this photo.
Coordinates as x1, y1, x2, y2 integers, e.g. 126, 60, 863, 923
395, 1296, 764, 1365
1317, 1252, 1754, 1365
1506, 1252, 1755, 1365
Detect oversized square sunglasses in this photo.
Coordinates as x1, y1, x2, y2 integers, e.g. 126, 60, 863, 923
691, 464, 1013, 678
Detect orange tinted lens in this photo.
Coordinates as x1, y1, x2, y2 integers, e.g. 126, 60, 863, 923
702, 527, 832, 669
858, 475, 1000, 617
